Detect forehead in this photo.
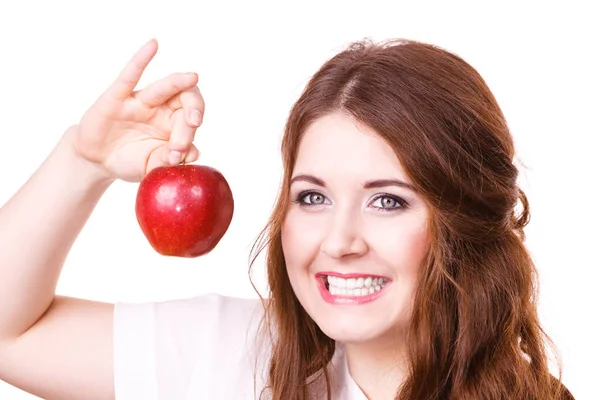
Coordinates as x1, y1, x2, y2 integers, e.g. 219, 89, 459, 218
293, 112, 408, 181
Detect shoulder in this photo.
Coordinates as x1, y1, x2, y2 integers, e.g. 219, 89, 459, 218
148, 293, 264, 328
114, 293, 265, 350
116, 292, 263, 327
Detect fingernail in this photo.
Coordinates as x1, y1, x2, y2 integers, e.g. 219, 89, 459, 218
169, 151, 182, 165
189, 110, 202, 127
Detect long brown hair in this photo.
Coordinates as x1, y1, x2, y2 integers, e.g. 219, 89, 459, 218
249, 38, 571, 399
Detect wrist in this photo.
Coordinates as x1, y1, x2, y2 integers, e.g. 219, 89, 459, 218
58, 125, 116, 189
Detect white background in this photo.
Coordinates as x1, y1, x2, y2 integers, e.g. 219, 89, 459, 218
0, 1, 598, 399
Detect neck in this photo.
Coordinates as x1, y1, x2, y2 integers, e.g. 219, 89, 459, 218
344, 334, 408, 400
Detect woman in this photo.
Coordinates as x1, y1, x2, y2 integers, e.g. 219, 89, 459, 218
0, 38, 572, 399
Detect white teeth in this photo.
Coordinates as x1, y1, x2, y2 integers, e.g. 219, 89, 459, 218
325, 274, 388, 296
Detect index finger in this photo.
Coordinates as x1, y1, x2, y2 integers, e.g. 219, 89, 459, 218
105, 39, 159, 100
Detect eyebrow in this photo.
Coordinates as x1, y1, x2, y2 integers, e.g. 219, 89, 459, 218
290, 174, 416, 192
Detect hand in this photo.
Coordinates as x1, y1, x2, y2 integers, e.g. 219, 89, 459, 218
72, 39, 205, 182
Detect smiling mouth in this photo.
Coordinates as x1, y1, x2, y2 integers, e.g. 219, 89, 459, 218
322, 274, 388, 297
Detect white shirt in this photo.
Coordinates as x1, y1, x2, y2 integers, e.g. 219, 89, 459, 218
113, 293, 367, 399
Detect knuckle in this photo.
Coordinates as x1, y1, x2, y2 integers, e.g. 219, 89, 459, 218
168, 79, 181, 91
146, 93, 162, 105
174, 72, 194, 87
185, 91, 206, 110
170, 138, 189, 150
162, 74, 183, 91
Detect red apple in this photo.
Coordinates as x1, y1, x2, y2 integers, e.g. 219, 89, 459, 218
135, 164, 234, 258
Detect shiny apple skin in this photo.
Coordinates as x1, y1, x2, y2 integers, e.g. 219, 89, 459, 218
135, 164, 234, 258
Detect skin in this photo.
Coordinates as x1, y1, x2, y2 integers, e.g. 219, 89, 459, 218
0, 40, 424, 399
0, 40, 205, 399
282, 112, 431, 398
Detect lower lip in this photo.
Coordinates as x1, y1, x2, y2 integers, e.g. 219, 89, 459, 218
317, 277, 389, 305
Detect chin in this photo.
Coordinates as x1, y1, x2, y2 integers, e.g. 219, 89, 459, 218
312, 313, 388, 344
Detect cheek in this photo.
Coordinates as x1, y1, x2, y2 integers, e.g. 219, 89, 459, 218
372, 213, 430, 277
372, 215, 430, 324
281, 211, 325, 272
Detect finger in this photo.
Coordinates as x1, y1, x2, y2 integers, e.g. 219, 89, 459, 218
183, 144, 200, 163
136, 72, 199, 108
147, 143, 200, 175
160, 142, 200, 167
166, 108, 198, 165
105, 39, 159, 100
167, 85, 206, 128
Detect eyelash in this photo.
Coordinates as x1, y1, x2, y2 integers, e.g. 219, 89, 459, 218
292, 190, 409, 212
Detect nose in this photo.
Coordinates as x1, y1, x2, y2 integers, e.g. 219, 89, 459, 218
319, 206, 368, 259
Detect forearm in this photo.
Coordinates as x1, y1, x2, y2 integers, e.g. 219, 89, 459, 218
0, 125, 114, 339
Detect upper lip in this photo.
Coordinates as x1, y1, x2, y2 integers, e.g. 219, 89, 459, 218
316, 271, 391, 280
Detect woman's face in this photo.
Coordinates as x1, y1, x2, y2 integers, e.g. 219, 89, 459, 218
282, 111, 431, 345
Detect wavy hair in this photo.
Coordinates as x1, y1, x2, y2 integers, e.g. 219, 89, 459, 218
249, 38, 572, 399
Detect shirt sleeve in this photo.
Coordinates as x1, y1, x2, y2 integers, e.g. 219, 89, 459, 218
113, 300, 159, 400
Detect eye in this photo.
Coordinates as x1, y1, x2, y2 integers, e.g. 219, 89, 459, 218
371, 194, 408, 211
294, 191, 328, 206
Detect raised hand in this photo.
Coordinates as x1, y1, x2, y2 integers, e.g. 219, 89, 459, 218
72, 39, 205, 182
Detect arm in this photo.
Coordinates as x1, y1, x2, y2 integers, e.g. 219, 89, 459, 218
0, 126, 115, 399
0, 39, 205, 400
